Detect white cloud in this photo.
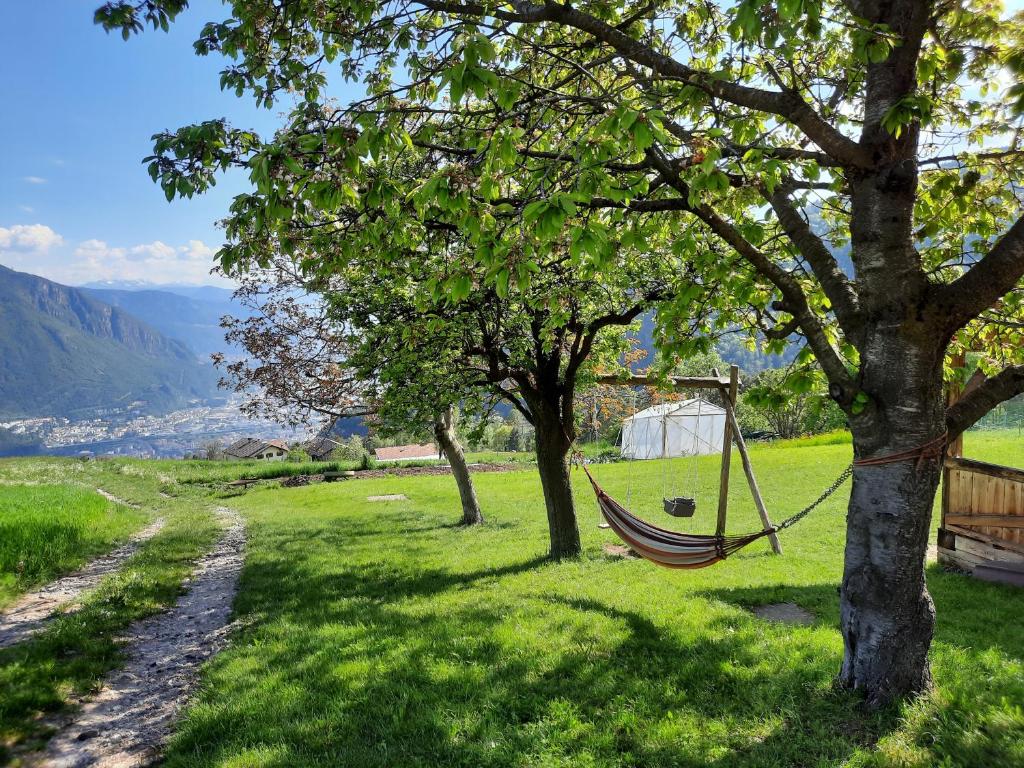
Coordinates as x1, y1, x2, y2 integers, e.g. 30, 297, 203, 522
180, 239, 216, 261
126, 240, 177, 262
0, 224, 230, 287
23, 176, 47, 185
0, 223, 64, 253
67, 237, 226, 285
18, 205, 35, 214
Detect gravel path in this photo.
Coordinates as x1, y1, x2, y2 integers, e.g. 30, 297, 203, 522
0, 518, 166, 650
37, 507, 246, 768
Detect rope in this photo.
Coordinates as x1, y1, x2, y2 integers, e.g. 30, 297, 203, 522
852, 431, 948, 471
772, 431, 948, 532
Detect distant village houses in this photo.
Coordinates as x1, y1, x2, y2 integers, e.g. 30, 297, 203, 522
224, 438, 290, 461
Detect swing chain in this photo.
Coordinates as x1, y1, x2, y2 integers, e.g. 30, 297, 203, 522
774, 464, 853, 531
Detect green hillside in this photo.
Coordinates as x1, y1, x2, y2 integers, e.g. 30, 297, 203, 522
0, 265, 219, 419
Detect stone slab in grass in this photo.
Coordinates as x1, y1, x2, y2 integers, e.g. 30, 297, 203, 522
750, 602, 815, 625
602, 543, 639, 559
367, 494, 408, 502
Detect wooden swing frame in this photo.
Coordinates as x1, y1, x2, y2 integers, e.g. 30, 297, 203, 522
595, 364, 783, 555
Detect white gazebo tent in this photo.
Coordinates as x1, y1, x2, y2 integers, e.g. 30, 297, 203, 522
621, 398, 726, 459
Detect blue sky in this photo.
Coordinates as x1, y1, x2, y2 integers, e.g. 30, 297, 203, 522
0, 1, 361, 286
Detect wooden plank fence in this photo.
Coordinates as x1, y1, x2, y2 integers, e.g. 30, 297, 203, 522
938, 456, 1024, 572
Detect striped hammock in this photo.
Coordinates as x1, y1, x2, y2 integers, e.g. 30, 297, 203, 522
583, 465, 774, 569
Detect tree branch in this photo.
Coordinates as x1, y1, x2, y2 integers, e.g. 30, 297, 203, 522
766, 184, 863, 341
938, 215, 1024, 332
417, 1, 871, 168
946, 364, 1024, 439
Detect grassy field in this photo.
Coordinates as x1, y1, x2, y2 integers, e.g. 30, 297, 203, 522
0, 431, 1019, 765
0, 484, 146, 609
147, 430, 1021, 767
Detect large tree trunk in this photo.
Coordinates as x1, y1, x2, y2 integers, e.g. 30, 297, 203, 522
433, 408, 483, 526
532, 400, 581, 559
838, 330, 947, 707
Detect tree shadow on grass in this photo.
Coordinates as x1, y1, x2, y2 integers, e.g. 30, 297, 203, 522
697, 573, 1024, 767
697, 564, 1024, 660
238, 547, 551, 610
165, 559, 901, 768
259, 508, 520, 551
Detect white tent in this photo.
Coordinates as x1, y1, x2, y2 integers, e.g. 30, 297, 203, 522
621, 398, 726, 459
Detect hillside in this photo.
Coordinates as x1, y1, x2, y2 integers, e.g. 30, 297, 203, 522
0, 265, 219, 419
81, 286, 240, 359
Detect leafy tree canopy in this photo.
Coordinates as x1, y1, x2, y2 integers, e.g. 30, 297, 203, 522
97, 0, 1024, 426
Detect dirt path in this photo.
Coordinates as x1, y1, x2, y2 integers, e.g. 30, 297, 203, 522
37, 507, 246, 768
0, 518, 166, 650
95, 489, 140, 509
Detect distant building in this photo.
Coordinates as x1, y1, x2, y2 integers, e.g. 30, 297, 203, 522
306, 435, 343, 462
374, 443, 439, 463
224, 438, 290, 461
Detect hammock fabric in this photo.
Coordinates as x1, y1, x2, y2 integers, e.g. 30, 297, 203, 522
582, 465, 773, 569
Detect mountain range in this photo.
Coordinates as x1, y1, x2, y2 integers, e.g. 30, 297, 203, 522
81, 284, 243, 359
0, 266, 223, 419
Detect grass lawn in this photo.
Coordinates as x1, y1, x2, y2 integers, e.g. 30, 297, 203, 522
158, 431, 1022, 767
0, 484, 147, 609
0, 459, 222, 760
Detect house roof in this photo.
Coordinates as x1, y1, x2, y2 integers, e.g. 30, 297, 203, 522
374, 443, 438, 462
626, 397, 725, 421
306, 436, 342, 459
224, 438, 289, 458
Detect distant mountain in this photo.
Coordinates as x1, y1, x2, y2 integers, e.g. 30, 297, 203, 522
81, 286, 241, 359
0, 265, 219, 419
633, 312, 798, 374
81, 280, 237, 305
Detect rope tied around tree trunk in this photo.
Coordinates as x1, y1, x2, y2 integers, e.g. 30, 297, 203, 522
852, 431, 948, 472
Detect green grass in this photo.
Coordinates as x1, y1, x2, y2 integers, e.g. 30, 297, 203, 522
0, 459, 222, 761
464, 450, 537, 464
0, 484, 147, 609
170, 458, 364, 484
153, 430, 1023, 767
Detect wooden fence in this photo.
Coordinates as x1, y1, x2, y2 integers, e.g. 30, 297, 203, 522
938, 456, 1024, 572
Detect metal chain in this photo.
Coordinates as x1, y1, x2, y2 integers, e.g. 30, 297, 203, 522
774, 464, 853, 531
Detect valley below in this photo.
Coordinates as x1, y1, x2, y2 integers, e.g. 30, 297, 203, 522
0, 397, 304, 458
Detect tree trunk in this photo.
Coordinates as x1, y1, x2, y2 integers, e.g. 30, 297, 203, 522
838, 330, 946, 707
532, 402, 581, 559
433, 408, 483, 526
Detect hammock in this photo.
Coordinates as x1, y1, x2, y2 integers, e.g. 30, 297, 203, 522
582, 431, 947, 570
583, 465, 773, 569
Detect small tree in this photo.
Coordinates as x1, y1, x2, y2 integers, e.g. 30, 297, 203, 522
217, 261, 485, 525
200, 439, 224, 461
309, 219, 706, 558
332, 435, 367, 462
287, 446, 312, 463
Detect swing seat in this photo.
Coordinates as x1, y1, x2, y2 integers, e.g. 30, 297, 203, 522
663, 497, 696, 517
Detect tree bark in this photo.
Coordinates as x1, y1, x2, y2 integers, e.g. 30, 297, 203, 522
531, 399, 582, 559
838, 330, 946, 707
433, 407, 483, 526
